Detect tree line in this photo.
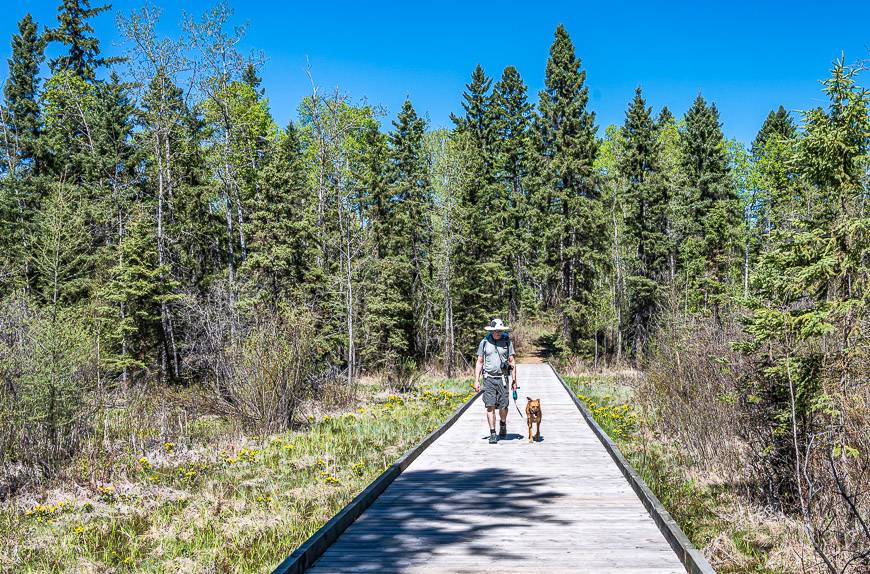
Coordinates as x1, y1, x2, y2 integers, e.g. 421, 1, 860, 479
0, 4, 868, 567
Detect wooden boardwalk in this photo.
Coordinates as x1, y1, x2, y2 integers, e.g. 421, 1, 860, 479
306, 363, 689, 573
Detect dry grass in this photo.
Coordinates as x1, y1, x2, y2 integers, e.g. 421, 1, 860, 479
566, 371, 813, 574
0, 376, 473, 573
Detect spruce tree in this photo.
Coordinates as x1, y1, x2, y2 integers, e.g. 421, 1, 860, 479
679, 94, 741, 319
451, 64, 495, 157
391, 99, 434, 359
3, 14, 45, 170
619, 88, 670, 359
101, 206, 173, 377
492, 65, 534, 320
738, 59, 869, 508
752, 107, 798, 241
751, 105, 796, 158
242, 60, 265, 98
0, 15, 46, 294
242, 123, 315, 311
535, 24, 605, 349
369, 99, 434, 366
655, 106, 681, 283
450, 65, 504, 348
47, 0, 115, 82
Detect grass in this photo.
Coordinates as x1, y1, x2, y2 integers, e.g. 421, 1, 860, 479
565, 374, 790, 574
0, 378, 474, 573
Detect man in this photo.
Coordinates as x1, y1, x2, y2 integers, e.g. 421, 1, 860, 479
474, 318, 518, 444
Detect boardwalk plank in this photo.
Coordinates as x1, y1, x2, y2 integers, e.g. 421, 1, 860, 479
305, 364, 689, 573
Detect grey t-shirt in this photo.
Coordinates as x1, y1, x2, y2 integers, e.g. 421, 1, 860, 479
476, 334, 515, 377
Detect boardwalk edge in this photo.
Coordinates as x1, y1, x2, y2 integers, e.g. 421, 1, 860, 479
271, 388, 481, 574
548, 363, 718, 574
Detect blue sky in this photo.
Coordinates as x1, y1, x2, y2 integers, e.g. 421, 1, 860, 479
3, 0, 869, 144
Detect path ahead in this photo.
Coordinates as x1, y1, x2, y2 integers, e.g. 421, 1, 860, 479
306, 363, 688, 573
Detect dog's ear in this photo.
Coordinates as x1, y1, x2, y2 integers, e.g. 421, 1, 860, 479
526, 396, 532, 402
536, 398, 541, 403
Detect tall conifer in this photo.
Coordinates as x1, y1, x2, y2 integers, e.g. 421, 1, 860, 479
242, 123, 314, 311
680, 94, 740, 319
536, 24, 606, 348
47, 0, 115, 82
0, 15, 46, 293
619, 88, 670, 358
450, 65, 504, 346
492, 65, 534, 320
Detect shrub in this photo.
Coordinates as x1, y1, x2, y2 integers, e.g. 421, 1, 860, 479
0, 295, 99, 488
184, 284, 318, 432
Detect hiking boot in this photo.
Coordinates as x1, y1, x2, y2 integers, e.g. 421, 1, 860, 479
498, 421, 507, 438
488, 431, 498, 444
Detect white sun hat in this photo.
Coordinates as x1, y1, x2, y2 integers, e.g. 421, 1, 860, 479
484, 318, 511, 331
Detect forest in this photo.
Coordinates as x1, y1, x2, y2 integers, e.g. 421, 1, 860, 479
0, 1, 867, 573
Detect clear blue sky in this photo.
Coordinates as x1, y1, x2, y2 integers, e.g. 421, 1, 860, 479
4, 0, 869, 144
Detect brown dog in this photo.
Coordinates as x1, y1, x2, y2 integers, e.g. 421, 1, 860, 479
526, 398, 542, 442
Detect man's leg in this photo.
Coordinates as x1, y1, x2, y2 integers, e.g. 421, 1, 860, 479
486, 406, 498, 443
498, 407, 508, 437
486, 406, 497, 430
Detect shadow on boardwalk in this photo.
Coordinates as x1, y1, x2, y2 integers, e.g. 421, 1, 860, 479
311, 467, 569, 571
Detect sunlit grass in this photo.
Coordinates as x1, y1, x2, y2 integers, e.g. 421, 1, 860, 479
1, 378, 473, 573
565, 375, 786, 574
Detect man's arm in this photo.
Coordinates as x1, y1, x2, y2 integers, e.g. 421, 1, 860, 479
508, 355, 517, 389
474, 356, 484, 392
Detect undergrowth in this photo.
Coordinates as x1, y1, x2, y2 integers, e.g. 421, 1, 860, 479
0, 379, 473, 573
566, 374, 792, 574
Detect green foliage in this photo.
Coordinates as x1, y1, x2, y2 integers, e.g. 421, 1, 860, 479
3, 14, 46, 170
619, 88, 671, 357
448, 65, 507, 353
0, 296, 97, 471
242, 123, 316, 311
679, 94, 742, 319
534, 24, 606, 349
372, 98, 433, 365
46, 0, 114, 82
31, 185, 91, 307
738, 57, 869, 509
100, 207, 178, 374
492, 65, 535, 320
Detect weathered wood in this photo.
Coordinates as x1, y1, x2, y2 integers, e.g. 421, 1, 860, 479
549, 364, 717, 574
271, 388, 482, 574
288, 364, 710, 573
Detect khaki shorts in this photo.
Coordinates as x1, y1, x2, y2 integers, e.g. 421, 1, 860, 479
482, 376, 509, 409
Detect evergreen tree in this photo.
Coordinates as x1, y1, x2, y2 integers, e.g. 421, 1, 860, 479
3, 14, 45, 170
619, 88, 670, 359
451, 64, 495, 157
242, 123, 315, 311
751, 105, 798, 240
0, 15, 46, 293
449, 65, 504, 348
100, 206, 174, 377
738, 59, 869, 508
32, 185, 90, 307
655, 106, 681, 283
242, 60, 265, 98
535, 24, 606, 349
359, 125, 397, 369
679, 94, 741, 320
492, 65, 534, 320
384, 98, 434, 361
751, 105, 796, 158
47, 0, 115, 82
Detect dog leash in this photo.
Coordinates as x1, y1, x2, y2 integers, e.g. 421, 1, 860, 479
505, 374, 525, 421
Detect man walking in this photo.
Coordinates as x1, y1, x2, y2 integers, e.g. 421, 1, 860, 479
474, 318, 518, 444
